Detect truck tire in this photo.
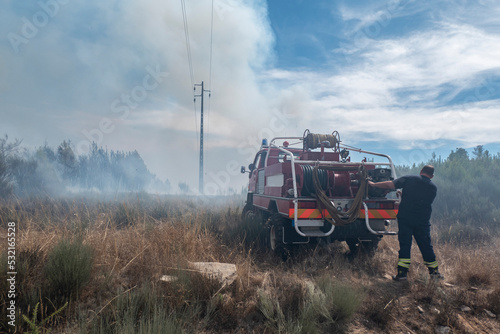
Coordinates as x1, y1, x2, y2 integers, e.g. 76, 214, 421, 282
269, 225, 279, 251
241, 204, 254, 220
359, 237, 380, 255
241, 206, 270, 250
346, 237, 380, 256
266, 213, 293, 261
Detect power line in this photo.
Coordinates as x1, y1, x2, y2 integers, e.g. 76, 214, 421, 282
207, 0, 214, 143
180, 0, 194, 88
180, 0, 198, 145
180, 0, 215, 195
209, 0, 214, 89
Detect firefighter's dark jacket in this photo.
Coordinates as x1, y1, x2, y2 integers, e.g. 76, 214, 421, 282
393, 175, 437, 222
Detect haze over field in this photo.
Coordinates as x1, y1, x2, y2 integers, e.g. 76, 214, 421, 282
2, 0, 500, 193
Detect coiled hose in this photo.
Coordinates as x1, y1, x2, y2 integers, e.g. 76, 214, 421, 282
303, 132, 339, 150
300, 165, 328, 196
312, 165, 368, 226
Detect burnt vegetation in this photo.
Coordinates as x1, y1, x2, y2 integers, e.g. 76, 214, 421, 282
1, 143, 500, 333
0, 136, 170, 197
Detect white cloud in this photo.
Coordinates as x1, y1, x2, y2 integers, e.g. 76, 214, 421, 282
267, 17, 500, 150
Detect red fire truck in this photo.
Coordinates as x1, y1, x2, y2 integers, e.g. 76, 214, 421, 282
241, 130, 398, 257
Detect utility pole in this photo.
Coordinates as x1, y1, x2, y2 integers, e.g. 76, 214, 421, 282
194, 81, 210, 195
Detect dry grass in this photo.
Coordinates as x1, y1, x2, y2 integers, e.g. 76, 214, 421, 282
1, 194, 500, 333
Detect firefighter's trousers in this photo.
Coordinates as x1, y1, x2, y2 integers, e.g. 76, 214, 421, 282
397, 217, 437, 271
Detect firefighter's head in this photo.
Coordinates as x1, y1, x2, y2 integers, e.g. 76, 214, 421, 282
420, 165, 434, 179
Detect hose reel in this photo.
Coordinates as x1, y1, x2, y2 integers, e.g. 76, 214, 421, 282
312, 165, 368, 226
303, 129, 341, 151
300, 165, 328, 196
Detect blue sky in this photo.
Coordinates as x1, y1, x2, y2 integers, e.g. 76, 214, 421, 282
1, 0, 500, 193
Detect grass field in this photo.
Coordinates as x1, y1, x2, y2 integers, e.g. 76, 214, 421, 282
1, 194, 499, 333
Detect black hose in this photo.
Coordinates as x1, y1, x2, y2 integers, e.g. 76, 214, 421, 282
300, 165, 328, 196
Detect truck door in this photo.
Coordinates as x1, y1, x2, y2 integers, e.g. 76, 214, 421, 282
249, 151, 267, 194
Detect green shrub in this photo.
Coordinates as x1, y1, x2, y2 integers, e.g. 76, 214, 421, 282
22, 301, 68, 334
82, 283, 184, 334
82, 268, 236, 334
257, 289, 288, 333
257, 278, 363, 334
315, 276, 363, 322
44, 238, 93, 301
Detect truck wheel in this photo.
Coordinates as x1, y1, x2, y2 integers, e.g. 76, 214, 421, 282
266, 214, 292, 261
346, 238, 359, 255
359, 237, 380, 255
346, 237, 380, 256
241, 206, 270, 250
269, 225, 278, 251
241, 204, 254, 220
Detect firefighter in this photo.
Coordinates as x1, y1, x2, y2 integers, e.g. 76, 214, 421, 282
368, 165, 444, 281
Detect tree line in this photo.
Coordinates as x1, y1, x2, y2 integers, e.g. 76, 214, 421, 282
0, 135, 170, 198
397, 145, 500, 228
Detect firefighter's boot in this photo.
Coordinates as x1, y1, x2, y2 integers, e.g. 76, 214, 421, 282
429, 267, 444, 280
392, 266, 408, 281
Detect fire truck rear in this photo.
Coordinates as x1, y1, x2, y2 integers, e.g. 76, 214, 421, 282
241, 130, 399, 257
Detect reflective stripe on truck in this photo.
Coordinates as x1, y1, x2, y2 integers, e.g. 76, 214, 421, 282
289, 208, 398, 219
